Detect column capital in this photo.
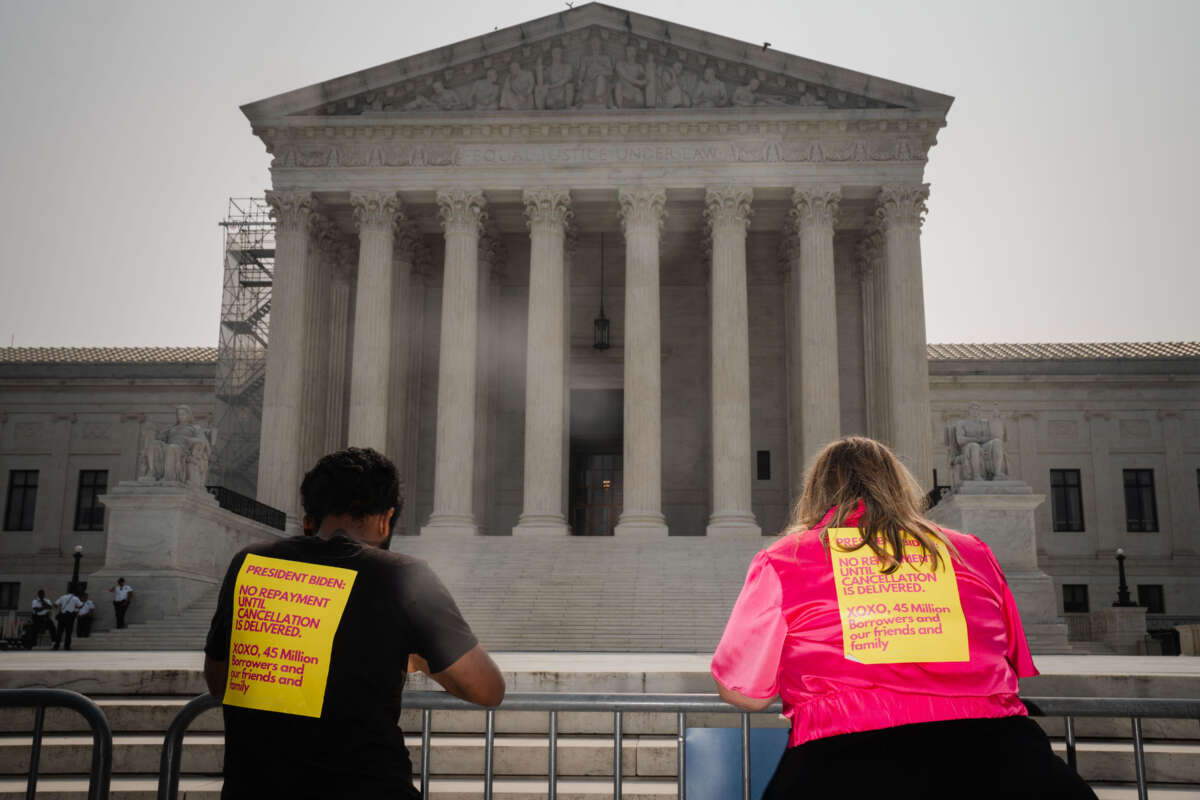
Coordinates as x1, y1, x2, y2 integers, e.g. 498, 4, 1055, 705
618, 187, 668, 234
855, 221, 884, 283
437, 188, 488, 236
789, 184, 841, 231
311, 215, 342, 256
394, 223, 423, 263
704, 186, 753, 234
265, 190, 317, 234
350, 192, 403, 234
478, 228, 508, 272
875, 183, 930, 231
523, 187, 573, 234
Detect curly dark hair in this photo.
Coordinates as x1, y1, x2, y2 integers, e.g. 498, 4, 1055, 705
300, 447, 402, 530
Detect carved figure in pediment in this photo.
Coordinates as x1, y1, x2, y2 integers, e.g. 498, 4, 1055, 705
946, 402, 1010, 488
576, 37, 614, 108
732, 78, 789, 107
535, 47, 574, 110
691, 67, 728, 107
656, 61, 689, 108
613, 44, 647, 108
470, 69, 501, 110
500, 61, 536, 111
432, 81, 464, 111
137, 405, 211, 490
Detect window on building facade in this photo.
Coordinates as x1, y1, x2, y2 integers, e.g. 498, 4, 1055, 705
74, 470, 108, 531
756, 450, 771, 481
1062, 584, 1089, 613
4, 470, 39, 531
1123, 469, 1159, 532
1137, 585, 1165, 614
0, 582, 18, 610
1049, 469, 1084, 531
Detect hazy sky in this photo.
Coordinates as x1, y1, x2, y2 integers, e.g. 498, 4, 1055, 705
1, 0, 1197, 347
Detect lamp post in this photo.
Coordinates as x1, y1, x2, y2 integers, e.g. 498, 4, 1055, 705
1113, 547, 1137, 607
70, 545, 83, 595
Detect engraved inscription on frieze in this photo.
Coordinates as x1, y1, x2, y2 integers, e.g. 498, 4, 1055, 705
306, 28, 897, 117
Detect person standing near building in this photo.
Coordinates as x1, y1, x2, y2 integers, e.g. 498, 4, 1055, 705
204, 448, 505, 799
30, 589, 57, 648
109, 577, 133, 628
76, 592, 96, 638
53, 589, 83, 651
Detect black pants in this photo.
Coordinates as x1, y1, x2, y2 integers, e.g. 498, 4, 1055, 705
114, 600, 129, 628
76, 615, 93, 637
763, 716, 1097, 800
55, 613, 77, 650
31, 615, 57, 647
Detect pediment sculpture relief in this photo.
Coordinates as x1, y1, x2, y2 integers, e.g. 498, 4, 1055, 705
313, 29, 894, 116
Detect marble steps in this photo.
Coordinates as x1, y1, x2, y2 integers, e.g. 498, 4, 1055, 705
3, 728, 1200, 788
3, 696, 1197, 741
73, 591, 219, 651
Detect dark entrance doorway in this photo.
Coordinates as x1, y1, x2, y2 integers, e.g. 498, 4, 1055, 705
569, 389, 623, 536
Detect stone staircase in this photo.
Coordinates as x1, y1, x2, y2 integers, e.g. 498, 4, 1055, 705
1, 695, 1199, 798
73, 590, 219, 652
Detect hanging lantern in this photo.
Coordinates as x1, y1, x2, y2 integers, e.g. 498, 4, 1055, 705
593, 232, 611, 350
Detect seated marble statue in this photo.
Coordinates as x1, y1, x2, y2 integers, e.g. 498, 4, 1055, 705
137, 405, 212, 489
947, 402, 1009, 486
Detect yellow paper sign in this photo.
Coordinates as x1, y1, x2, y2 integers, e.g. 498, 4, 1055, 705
828, 528, 969, 664
223, 554, 357, 718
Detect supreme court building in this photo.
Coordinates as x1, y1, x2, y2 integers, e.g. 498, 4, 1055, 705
245, 3, 949, 539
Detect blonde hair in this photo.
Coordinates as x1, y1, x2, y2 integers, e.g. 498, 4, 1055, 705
784, 436, 957, 573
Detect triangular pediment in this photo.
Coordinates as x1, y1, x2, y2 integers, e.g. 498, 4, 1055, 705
241, 4, 952, 122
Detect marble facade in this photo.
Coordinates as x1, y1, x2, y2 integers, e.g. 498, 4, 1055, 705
244, 4, 950, 538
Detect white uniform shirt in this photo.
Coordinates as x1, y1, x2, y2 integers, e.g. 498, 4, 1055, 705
32, 596, 52, 616
113, 584, 133, 602
78, 600, 96, 617
55, 593, 83, 614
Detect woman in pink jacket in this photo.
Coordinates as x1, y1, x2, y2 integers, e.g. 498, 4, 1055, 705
712, 436, 1094, 798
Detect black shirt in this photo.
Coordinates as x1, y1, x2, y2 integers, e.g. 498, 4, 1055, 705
204, 533, 478, 799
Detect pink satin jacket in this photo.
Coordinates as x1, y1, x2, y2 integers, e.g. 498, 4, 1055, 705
711, 504, 1038, 747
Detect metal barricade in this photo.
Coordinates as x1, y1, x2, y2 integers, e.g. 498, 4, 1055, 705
0, 688, 113, 800
157, 692, 1200, 800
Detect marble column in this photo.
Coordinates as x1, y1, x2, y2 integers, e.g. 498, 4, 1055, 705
705, 186, 761, 537
347, 192, 402, 450
615, 187, 669, 537
422, 188, 487, 536
857, 223, 891, 444
514, 188, 572, 536
118, 413, 146, 483
259, 190, 315, 523
401, 253, 431, 537
38, 413, 75, 553
298, 217, 338, 472
473, 230, 505, 535
323, 243, 356, 453
876, 184, 933, 489
561, 230, 577, 521
790, 185, 842, 469
778, 235, 803, 494
386, 226, 421, 468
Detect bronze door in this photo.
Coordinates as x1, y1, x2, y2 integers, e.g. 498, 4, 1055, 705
570, 453, 622, 536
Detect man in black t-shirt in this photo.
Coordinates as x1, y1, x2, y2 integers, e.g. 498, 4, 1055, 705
203, 448, 505, 799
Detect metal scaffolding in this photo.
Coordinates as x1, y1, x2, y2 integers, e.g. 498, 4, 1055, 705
211, 198, 273, 497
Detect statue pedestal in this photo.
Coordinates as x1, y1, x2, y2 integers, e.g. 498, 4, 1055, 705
1091, 607, 1149, 655
928, 481, 1071, 653
91, 482, 285, 630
